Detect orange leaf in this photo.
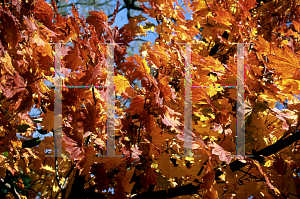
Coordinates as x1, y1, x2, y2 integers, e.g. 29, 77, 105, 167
127, 96, 145, 116
41, 111, 54, 133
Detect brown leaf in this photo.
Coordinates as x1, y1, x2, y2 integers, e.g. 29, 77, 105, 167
273, 155, 287, 176
142, 168, 158, 190
1, 11, 20, 47
41, 111, 54, 133
157, 154, 183, 179
203, 187, 218, 199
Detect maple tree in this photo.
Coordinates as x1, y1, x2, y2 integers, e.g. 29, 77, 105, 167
1, 0, 300, 198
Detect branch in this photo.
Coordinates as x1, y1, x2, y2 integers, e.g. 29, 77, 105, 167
53, 129, 63, 191
63, 163, 76, 189
230, 130, 300, 172
56, 1, 111, 9
132, 130, 300, 199
0, 178, 21, 199
60, 163, 76, 199
54, 150, 63, 190
134, 38, 148, 42
132, 183, 199, 199
66, 169, 86, 199
108, 6, 126, 18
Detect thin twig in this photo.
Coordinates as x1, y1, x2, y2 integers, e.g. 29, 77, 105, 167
108, 6, 126, 18
92, 87, 97, 106
56, 1, 111, 9
54, 131, 63, 190
0, 178, 21, 199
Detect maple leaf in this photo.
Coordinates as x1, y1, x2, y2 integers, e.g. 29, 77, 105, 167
208, 142, 232, 164
79, 146, 96, 180
160, 111, 182, 131
97, 156, 124, 170
127, 96, 145, 116
0, 53, 15, 76
86, 10, 109, 35
41, 111, 54, 133
0, 73, 27, 98
251, 159, 280, 195
214, 9, 235, 26
234, 180, 262, 199
141, 168, 158, 190
23, 16, 38, 33
2, 0, 300, 198
131, 144, 142, 160
203, 187, 218, 199
1, 11, 20, 47
63, 45, 83, 71
268, 46, 300, 76
271, 108, 297, 130
122, 167, 136, 194
200, 170, 215, 190
151, 129, 172, 150
114, 74, 132, 95
157, 154, 183, 179
62, 131, 84, 161
135, 55, 150, 79
90, 163, 111, 192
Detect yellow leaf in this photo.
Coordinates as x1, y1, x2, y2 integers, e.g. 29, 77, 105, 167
190, 0, 207, 11
0, 53, 14, 75
141, 57, 150, 74
180, 25, 189, 30
268, 46, 300, 76
264, 160, 273, 167
114, 74, 131, 95
53, 181, 59, 192
41, 165, 55, 173
38, 81, 50, 93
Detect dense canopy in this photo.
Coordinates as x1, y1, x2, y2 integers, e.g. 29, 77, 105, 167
1, 0, 300, 198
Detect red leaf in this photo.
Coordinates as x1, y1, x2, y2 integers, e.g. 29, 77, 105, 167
1, 11, 20, 47
62, 131, 84, 161
63, 46, 83, 71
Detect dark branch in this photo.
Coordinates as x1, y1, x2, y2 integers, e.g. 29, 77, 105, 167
56, 1, 111, 9
230, 130, 300, 172
132, 183, 199, 199
132, 130, 300, 199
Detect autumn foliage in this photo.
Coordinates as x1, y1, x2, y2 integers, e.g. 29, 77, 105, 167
1, 0, 300, 198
